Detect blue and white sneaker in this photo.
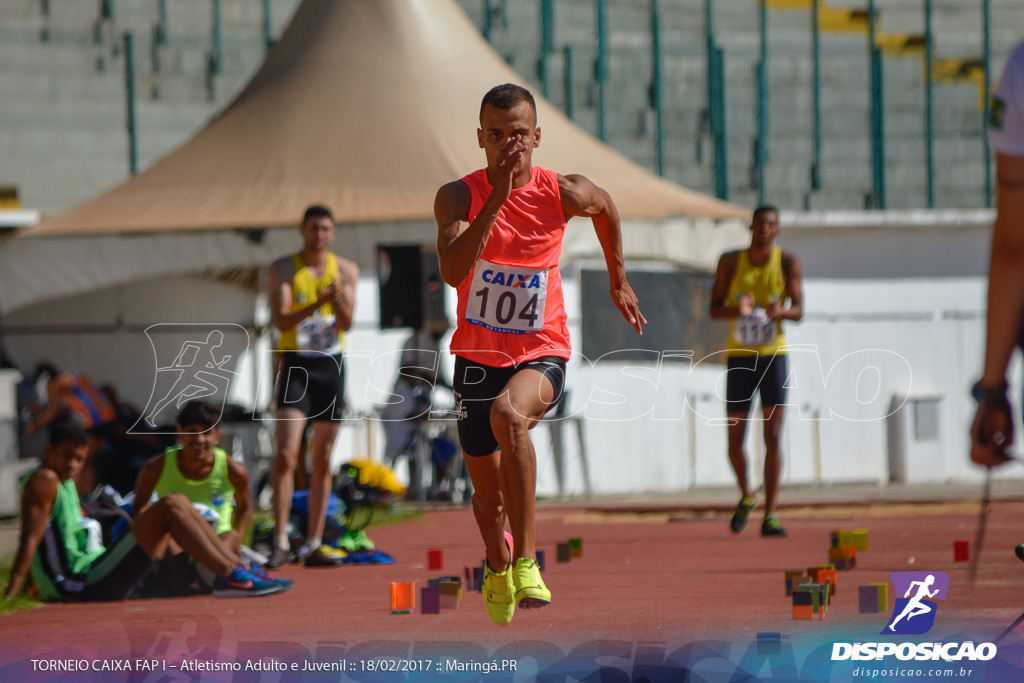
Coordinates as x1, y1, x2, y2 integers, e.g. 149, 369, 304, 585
212, 566, 284, 598
248, 561, 295, 591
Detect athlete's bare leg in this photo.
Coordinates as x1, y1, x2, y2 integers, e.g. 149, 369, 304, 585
727, 412, 752, 500
272, 408, 307, 540
464, 451, 511, 572
305, 420, 341, 542
762, 405, 785, 516
132, 493, 237, 577
487, 368, 555, 562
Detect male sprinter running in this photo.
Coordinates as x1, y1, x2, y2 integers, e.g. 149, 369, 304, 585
710, 205, 803, 537
434, 83, 645, 625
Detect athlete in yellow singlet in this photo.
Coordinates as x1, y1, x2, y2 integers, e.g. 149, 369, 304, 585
267, 205, 358, 569
710, 205, 803, 537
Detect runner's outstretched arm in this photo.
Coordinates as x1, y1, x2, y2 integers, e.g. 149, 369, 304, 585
558, 173, 646, 335
972, 153, 1024, 466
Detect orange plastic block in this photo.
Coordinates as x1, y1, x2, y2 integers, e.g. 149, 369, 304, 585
792, 605, 814, 620
814, 568, 837, 596
390, 582, 415, 613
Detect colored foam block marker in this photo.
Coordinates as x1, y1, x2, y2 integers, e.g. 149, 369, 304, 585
870, 583, 888, 612
472, 566, 484, 592
954, 540, 969, 562
793, 605, 814, 620
800, 582, 828, 615
814, 569, 837, 596
439, 592, 460, 610
569, 538, 583, 558
828, 546, 856, 560
792, 589, 814, 607
798, 583, 821, 611
828, 546, 857, 570
439, 580, 461, 596
536, 549, 546, 572
390, 582, 415, 613
428, 548, 444, 571
785, 570, 805, 596
420, 586, 440, 615
858, 585, 880, 613
832, 529, 869, 552
557, 543, 572, 563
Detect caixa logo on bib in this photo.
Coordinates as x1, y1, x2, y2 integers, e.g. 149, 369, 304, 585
883, 571, 949, 635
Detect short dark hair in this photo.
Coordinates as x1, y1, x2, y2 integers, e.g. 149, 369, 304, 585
479, 84, 537, 126
175, 400, 222, 430
752, 204, 779, 220
302, 204, 333, 224
49, 423, 89, 448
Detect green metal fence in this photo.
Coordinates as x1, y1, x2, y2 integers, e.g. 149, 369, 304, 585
460, 0, 1018, 211
1, 0, 1014, 212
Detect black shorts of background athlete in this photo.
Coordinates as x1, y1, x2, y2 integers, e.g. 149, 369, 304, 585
454, 356, 567, 457
725, 353, 788, 416
276, 353, 346, 421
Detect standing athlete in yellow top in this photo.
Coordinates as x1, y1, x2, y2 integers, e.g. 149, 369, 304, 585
267, 205, 358, 568
709, 205, 803, 537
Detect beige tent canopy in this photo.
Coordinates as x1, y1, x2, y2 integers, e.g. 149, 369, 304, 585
30, 0, 747, 236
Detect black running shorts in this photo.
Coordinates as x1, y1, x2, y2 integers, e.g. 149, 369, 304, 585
73, 532, 155, 602
725, 353, 788, 415
276, 352, 346, 421
453, 355, 567, 457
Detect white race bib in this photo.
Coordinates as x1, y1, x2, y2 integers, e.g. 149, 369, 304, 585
465, 260, 548, 334
296, 313, 341, 356
735, 307, 776, 346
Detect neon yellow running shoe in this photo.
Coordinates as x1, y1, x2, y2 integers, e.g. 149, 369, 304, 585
512, 558, 551, 609
319, 544, 348, 559
482, 561, 516, 625
730, 496, 757, 534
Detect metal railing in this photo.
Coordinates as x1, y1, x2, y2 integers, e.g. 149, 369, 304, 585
463, 0, 1016, 211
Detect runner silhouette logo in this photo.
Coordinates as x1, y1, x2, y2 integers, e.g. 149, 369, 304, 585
882, 571, 949, 635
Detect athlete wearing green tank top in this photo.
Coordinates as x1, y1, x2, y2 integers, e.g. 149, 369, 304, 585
132, 400, 252, 553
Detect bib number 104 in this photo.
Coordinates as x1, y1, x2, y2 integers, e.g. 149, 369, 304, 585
465, 261, 548, 334
474, 288, 540, 327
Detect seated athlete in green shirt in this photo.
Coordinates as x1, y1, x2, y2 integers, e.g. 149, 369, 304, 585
4, 424, 284, 601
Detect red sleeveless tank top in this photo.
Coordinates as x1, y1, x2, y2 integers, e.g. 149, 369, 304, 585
451, 167, 571, 366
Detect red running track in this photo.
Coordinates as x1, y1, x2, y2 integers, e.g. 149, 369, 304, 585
2, 500, 1023, 668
